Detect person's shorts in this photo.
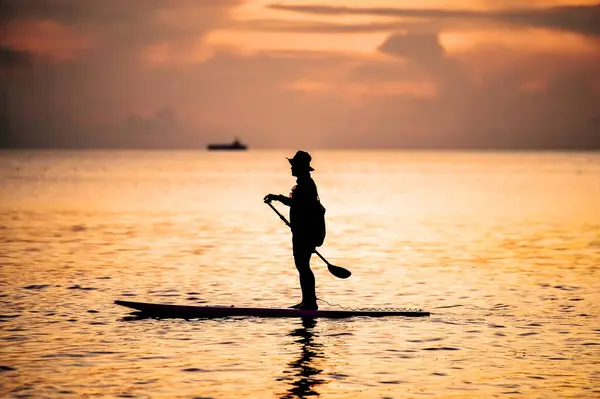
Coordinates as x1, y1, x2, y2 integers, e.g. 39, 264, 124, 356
292, 235, 316, 256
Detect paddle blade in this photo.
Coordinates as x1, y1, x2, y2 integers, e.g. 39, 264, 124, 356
328, 264, 351, 279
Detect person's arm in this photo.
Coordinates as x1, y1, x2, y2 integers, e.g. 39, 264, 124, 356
277, 194, 292, 207
264, 193, 292, 206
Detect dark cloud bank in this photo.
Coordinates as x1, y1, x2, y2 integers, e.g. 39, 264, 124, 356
267, 3, 600, 38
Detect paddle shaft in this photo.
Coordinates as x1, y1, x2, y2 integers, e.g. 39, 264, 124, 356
265, 201, 350, 278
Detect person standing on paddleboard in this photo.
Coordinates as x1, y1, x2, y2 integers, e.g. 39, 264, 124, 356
264, 150, 322, 310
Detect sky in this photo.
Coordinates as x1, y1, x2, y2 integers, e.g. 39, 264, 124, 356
1, 0, 599, 149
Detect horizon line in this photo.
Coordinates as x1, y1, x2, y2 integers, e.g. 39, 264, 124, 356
1, 147, 599, 152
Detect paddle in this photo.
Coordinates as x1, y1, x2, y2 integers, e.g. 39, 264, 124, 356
264, 200, 351, 279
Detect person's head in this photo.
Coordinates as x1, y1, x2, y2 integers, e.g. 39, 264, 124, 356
287, 150, 314, 177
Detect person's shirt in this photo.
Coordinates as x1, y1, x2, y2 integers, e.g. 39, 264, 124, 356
280, 175, 319, 236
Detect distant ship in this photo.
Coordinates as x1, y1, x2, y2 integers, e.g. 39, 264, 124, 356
206, 138, 248, 151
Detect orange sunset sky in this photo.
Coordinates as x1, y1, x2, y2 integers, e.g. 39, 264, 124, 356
1, 0, 599, 149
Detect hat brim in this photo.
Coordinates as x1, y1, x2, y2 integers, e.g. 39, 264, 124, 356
287, 158, 314, 171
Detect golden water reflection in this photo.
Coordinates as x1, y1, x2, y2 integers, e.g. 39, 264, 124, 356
1, 150, 599, 398
280, 318, 326, 399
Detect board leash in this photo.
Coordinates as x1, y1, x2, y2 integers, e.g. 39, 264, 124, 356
316, 297, 424, 313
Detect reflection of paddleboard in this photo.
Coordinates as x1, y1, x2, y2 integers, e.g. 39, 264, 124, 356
115, 300, 430, 318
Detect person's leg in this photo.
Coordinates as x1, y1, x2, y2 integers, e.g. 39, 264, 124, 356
293, 237, 317, 310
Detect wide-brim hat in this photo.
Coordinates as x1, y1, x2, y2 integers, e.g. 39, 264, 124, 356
287, 150, 314, 171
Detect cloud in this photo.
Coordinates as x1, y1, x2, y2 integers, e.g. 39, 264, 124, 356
120, 107, 178, 136
232, 19, 423, 34
4, 44, 599, 149
0, 47, 35, 68
375, 31, 469, 97
0, 0, 243, 59
378, 33, 445, 62
0, 0, 245, 148
2, 1, 599, 150
1, 19, 93, 63
1, 0, 240, 29
267, 3, 600, 38
1, 48, 360, 148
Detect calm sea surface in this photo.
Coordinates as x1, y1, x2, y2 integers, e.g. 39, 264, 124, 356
1, 150, 599, 398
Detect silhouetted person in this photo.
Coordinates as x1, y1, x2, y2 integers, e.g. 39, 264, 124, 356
265, 150, 320, 310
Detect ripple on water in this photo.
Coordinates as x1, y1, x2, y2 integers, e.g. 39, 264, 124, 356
407, 338, 443, 343
23, 285, 51, 290
329, 373, 349, 380
40, 354, 86, 358
421, 347, 460, 351
67, 285, 98, 291
11, 385, 34, 394
2, 335, 28, 342
326, 332, 353, 337
134, 379, 159, 385
554, 285, 581, 292
67, 224, 86, 232
2, 151, 599, 399
182, 368, 212, 372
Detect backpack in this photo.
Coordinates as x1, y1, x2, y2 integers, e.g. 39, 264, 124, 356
312, 202, 326, 247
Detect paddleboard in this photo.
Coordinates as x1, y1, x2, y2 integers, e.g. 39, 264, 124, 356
115, 300, 430, 318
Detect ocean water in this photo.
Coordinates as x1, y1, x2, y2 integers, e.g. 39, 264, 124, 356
1, 150, 599, 398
